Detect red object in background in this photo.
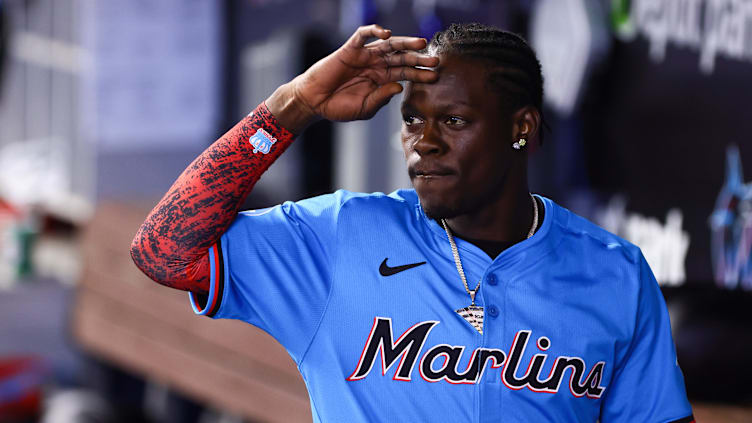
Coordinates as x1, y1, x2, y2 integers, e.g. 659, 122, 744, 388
0, 198, 19, 217
0, 356, 46, 421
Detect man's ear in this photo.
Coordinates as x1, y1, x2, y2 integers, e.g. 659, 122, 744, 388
511, 106, 541, 153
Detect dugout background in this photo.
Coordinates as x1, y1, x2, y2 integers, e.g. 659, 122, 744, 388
0, 0, 750, 421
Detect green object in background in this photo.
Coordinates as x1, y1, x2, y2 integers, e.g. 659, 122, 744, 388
16, 224, 35, 277
610, 0, 636, 40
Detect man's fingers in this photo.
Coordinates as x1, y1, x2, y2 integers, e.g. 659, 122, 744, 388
386, 66, 439, 83
348, 24, 391, 48
365, 36, 428, 54
383, 52, 440, 68
363, 82, 403, 114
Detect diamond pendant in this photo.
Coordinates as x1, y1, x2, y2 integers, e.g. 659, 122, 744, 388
456, 305, 484, 334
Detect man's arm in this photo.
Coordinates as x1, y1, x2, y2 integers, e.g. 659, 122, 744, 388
130, 25, 439, 294
599, 253, 693, 422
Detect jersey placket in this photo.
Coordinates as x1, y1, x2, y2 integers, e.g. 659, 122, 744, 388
444, 242, 504, 423
477, 259, 507, 422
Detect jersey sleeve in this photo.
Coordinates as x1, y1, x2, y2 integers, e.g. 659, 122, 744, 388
188, 191, 346, 363
600, 252, 694, 423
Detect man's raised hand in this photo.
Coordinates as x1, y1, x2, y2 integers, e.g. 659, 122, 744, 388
266, 25, 439, 133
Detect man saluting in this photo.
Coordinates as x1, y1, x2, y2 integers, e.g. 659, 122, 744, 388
131, 23, 694, 422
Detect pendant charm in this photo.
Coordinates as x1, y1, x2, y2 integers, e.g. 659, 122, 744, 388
456, 305, 484, 334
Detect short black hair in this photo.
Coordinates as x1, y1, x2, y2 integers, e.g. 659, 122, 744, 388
426, 23, 547, 142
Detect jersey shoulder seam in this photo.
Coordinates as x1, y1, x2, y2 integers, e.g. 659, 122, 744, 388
339, 189, 410, 210
553, 206, 641, 264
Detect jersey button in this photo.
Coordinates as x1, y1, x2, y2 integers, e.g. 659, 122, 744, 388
487, 274, 497, 285
487, 305, 499, 317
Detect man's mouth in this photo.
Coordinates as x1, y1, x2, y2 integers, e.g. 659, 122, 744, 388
410, 165, 455, 179
415, 173, 451, 179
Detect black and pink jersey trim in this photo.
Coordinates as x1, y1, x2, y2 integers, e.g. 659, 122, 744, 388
189, 240, 224, 317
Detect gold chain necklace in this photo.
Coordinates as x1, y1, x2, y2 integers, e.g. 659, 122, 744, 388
440, 194, 539, 334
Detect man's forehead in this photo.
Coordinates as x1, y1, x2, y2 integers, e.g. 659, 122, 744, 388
402, 78, 457, 104
401, 57, 505, 113
403, 64, 477, 100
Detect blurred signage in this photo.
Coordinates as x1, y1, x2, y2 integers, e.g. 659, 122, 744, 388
709, 146, 752, 289
611, 0, 752, 74
532, 0, 593, 116
577, 0, 752, 287
596, 196, 690, 286
531, 0, 610, 116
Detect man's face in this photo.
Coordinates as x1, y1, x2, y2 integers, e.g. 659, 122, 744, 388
401, 53, 515, 220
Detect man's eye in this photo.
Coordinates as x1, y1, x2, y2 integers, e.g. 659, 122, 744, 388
445, 116, 467, 126
403, 115, 423, 126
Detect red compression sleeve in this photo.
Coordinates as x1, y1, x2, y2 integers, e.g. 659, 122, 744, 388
130, 103, 295, 294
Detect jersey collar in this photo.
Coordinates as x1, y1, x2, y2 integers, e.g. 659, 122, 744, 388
414, 193, 564, 273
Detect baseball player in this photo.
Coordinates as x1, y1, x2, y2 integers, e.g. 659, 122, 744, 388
131, 23, 694, 422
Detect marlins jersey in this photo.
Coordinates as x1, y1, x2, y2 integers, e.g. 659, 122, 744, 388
189, 189, 693, 422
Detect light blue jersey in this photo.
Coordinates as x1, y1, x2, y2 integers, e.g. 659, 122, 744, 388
189, 189, 693, 422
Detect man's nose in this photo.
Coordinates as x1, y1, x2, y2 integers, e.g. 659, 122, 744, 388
413, 124, 445, 156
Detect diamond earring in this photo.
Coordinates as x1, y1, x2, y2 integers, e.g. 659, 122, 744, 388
512, 138, 527, 150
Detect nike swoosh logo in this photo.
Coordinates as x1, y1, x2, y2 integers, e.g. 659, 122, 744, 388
379, 258, 427, 276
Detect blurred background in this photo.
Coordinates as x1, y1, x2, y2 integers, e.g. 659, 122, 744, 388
0, 0, 751, 421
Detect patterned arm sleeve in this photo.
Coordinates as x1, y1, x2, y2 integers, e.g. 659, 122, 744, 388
129, 103, 296, 294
